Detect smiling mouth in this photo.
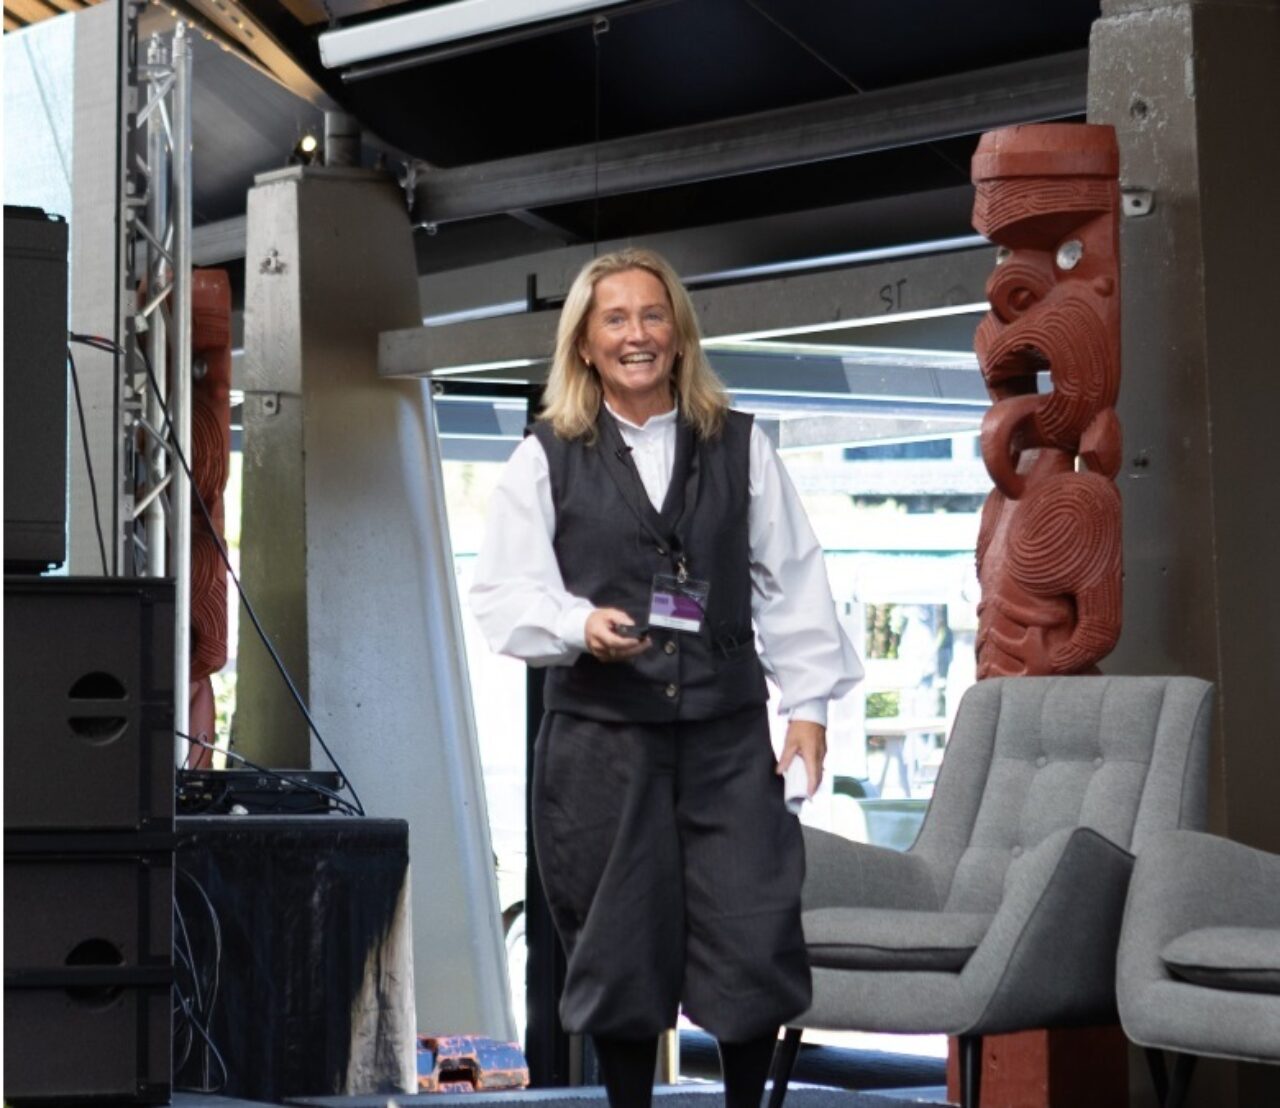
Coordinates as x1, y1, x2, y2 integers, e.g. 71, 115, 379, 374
619, 353, 656, 364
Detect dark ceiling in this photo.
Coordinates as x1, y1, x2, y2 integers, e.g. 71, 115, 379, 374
266, 0, 1096, 164
167, 0, 1100, 267
215, 0, 1097, 248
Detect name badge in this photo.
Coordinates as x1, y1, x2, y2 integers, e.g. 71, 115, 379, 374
648, 573, 711, 633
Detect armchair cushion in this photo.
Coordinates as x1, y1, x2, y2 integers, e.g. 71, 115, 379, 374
1161, 927, 1280, 995
804, 908, 992, 972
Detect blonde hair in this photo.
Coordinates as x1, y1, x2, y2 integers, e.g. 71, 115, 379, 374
540, 247, 728, 441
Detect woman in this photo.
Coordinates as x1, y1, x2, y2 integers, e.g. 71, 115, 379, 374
471, 248, 862, 1108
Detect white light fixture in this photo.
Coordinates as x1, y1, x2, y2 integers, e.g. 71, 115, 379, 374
706, 302, 991, 346
319, 0, 619, 70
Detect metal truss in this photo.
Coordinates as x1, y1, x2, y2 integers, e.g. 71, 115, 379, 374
116, 0, 194, 746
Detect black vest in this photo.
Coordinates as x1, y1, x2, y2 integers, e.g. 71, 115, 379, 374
532, 407, 769, 723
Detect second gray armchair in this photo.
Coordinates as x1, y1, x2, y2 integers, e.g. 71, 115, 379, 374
770, 674, 1215, 1108
1117, 829, 1280, 1107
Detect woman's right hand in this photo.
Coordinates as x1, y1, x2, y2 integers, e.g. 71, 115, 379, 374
585, 608, 651, 663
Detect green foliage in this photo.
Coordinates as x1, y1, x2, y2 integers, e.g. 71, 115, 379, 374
866, 690, 901, 719
212, 671, 237, 746
865, 603, 902, 659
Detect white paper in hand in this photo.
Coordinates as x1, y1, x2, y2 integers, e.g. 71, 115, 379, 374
783, 758, 809, 815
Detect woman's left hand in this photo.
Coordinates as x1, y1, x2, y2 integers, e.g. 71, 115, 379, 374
777, 720, 827, 800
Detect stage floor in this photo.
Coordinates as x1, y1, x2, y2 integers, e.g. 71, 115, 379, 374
177, 1079, 952, 1105
177, 1084, 951, 1108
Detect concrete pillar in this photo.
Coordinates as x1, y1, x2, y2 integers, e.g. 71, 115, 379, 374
239, 165, 514, 1040
1089, 2, 1280, 1104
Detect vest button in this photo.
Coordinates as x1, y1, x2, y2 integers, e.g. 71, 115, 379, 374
656, 546, 667, 555
665, 683, 678, 698
664, 641, 677, 655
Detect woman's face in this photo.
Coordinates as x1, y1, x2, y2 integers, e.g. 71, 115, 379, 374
577, 268, 678, 411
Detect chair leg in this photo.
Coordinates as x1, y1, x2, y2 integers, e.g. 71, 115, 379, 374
1145, 1049, 1197, 1108
1145, 1048, 1169, 1105
1165, 1052, 1197, 1108
766, 1027, 803, 1108
957, 1034, 982, 1108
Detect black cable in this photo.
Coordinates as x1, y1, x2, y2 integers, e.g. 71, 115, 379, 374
68, 333, 365, 816
592, 15, 607, 254
66, 346, 110, 575
172, 988, 228, 1093
173, 872, 228, 1092
171, 901, 200, 1075
177, 731, 360, 816
177, 869, 223, 1089
181, 725, 201, 773
173, 897, 203, 1013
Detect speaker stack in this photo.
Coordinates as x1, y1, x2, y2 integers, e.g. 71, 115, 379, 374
4, 577, 177, 1103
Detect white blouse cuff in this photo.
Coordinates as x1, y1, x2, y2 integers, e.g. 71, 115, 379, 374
788, 699, 829, 727
556, 600, 595, 653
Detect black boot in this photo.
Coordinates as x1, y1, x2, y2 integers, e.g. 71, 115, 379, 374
593, 1035, 661, 1108
719, 1031, 780, 1108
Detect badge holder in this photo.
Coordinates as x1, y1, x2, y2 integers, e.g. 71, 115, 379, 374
648, 558, 710, 634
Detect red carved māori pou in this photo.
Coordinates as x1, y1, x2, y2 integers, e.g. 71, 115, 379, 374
971, 124, 1123, 678
188, 269, 233, 756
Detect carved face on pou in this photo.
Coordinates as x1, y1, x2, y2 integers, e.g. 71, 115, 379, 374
971, 124, 1123, 496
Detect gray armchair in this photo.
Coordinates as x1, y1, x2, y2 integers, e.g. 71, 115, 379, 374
1117, 830, 1280, 1108
770, 675, 1215, 1108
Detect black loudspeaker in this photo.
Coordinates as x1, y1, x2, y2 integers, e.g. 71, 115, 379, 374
4, 205, 70, 574
4, 577, 176, 831
4, 577, 177, 1102
3, 850, 174, 1103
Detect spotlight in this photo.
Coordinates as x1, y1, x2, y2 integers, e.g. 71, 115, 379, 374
290, 132, 322, 166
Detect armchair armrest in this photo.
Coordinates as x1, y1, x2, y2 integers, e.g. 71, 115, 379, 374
802, 826, 941, 912
1119, 830, 1280, 987
959, 826, 1135, 1035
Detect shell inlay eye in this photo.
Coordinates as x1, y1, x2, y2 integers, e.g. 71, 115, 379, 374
1056, 240, 1084, 271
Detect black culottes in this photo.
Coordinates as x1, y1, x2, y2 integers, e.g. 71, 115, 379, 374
531, 703, 811, 1042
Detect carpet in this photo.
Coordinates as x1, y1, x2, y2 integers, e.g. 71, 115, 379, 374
283, 1084, 952, 1108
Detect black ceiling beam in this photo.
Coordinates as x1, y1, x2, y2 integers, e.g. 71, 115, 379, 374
410, 49, 1086, 226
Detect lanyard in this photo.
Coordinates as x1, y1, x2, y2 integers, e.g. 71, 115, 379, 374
597, 408, 700, 582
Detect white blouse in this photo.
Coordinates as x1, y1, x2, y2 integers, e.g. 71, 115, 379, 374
469, 406, 863, 726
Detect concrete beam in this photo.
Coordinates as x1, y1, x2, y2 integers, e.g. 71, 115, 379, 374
193, 215, 246, 265
386, 246, 994, 377
410, 51, 1087, 224
416, 185, 978, 318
